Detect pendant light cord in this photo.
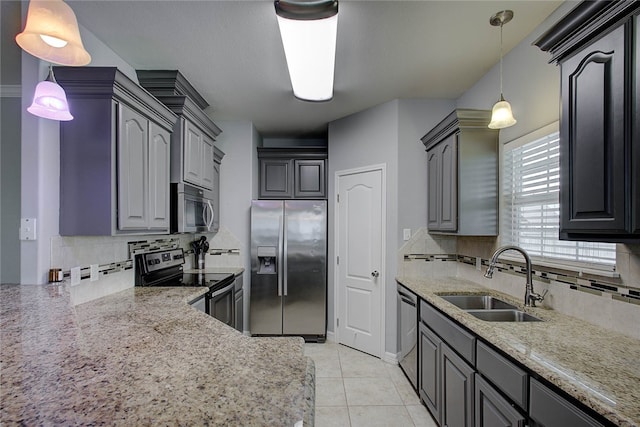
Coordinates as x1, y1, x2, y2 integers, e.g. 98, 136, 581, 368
499, 22, 504, 98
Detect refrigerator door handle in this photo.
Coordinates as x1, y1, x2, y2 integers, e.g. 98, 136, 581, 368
277, 214, 284, 297
283, 214, 288, 296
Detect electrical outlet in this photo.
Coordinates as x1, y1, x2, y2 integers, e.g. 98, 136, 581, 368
70, 267, 81, 285
19, 218, 37, 240
90, 264, 99, 282
403, 228, 411, 241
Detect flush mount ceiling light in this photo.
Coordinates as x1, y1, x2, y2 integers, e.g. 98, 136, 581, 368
15, 0, 91, 66
488, 10, 517, 130
27, 65, 73, 121
275, 0, 338, 102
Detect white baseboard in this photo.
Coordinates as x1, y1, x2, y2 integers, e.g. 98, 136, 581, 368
383, 351, 399, 365
326, 330, 335, 343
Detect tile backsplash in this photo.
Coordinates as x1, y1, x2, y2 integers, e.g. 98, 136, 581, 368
399, 228, 640, 339
52, 226, 243, 306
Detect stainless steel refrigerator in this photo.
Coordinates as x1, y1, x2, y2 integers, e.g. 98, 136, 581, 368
250, 200, 327, 341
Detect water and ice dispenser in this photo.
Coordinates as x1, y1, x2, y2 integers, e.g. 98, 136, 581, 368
257, 246, 277, 274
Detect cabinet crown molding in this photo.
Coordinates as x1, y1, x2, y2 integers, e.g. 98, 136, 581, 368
155, 95, 222, 138
257, 146, 328, 159
54, 66, 177, 130
534, 0, 640, 63
136, 69, 209, 110
421, 109, 493, 151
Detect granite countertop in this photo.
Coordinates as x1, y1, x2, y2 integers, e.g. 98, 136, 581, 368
0, 282, 313, 426
397, 276, 640, 427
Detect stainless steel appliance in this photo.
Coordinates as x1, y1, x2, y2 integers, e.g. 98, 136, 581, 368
171, 183, 215, 233
135, 248, 236, 328
398, 283, 418, 390
250, 200, 327, 341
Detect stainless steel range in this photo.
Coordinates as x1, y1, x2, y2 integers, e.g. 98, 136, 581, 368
135, 248, 236, 328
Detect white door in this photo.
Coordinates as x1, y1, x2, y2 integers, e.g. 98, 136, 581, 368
336, 166, 385, 357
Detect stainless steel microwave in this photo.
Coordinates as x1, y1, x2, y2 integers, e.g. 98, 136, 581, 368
171, 183, 216, 233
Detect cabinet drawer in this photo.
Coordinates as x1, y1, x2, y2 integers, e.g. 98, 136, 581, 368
529, 378, 603, 427
420, 300, 475, 364
476, 341, 527, 409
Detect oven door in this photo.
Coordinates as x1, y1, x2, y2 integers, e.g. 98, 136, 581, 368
172, 183, 214, 233
208, 281, 235, 327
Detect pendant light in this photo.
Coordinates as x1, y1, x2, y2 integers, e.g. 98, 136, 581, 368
488, 10, 516, 130
15, 0, 91, 66
27, 65, 73, 121
275, 0, 338, 102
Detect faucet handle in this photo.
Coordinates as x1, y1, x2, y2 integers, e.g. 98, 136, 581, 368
539, 289, 549, 301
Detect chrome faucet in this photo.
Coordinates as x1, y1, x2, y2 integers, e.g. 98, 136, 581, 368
484, 245, 547, 307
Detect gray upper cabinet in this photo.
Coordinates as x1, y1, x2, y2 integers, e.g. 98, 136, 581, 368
55, 67, 177, 236
257, 147, 327, 199
137, 70, 222, 192
535, 2, 640, 243
422, 109, 498, 236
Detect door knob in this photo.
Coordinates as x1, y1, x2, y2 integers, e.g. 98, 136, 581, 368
371, 270, 379, 278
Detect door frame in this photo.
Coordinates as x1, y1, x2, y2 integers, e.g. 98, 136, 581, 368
333, 163, 387, 358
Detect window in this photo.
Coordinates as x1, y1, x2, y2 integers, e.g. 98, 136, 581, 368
502, 124, 616, 268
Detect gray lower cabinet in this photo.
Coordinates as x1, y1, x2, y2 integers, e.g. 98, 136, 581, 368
234, 273, 243, 333
55, 67, 177, 236
529, 378, 603, 427
419, 322, 442, 423
417, 298, 609, 427
441, 343, 475, 427
475, 375, 525, 427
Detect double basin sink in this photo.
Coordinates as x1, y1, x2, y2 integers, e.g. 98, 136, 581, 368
440, 295, 542, 322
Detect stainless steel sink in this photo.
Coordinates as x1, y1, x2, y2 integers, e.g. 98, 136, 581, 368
466, 309, 542, 322
440, 295, 518, 311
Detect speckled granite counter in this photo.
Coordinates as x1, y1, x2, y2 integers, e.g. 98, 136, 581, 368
397, 276, 640, 427
0, 282, 313, 426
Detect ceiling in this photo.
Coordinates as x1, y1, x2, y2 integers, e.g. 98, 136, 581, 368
67, 0, 565, 137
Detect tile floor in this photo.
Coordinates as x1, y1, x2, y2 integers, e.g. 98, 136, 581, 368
304, 341, 438, 427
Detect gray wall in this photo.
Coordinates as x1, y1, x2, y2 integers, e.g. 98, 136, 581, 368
1, 1, 22, 284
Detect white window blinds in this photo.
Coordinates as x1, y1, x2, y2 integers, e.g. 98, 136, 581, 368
502, 130, 616, 267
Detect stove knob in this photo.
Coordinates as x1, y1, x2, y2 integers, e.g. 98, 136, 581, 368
154, 259, 161, 265
147, 260, 154, 266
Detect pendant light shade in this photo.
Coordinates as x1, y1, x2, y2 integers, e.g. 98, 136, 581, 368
275, 0, 338, 102
488, 10, 516, 130
16, 0, 91, 66
488, 96, 516, 129
27, 66, 73, 121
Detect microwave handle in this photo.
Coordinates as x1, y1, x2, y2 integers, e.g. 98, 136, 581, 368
206, 200, 214, 231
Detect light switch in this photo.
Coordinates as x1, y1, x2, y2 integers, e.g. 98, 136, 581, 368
403, 228, 411, 241
19, 218, 37, 240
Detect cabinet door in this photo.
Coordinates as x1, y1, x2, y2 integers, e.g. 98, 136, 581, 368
294, 159, 325, 198
419, 323, 441, 424
475, 375, 525, 427
441, 343, 474, 427
260, 159, 293, 198
118, 104, 149, 230
200, 134, 215, 190
235, 289, 243, 332
560, 25, 626, 234
427, 149, 440, 230
634, 14, 640, 234
438, 134, 458, 231
183, 120, 203, 187
148, 122, 170, 230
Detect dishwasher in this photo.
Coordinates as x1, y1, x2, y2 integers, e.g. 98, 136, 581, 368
397, 283, 418, 390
